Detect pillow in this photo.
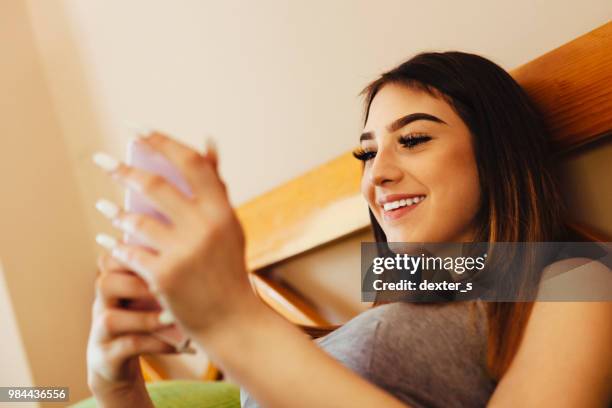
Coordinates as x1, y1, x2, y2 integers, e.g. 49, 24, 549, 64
70, 380, 240, 408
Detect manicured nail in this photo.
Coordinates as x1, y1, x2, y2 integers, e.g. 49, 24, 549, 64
95, 199, 120, 219
204, 136, 217, 156
111, 247, 129, 262
181, 346, 197, 354
158, 309, 175, 325
95, 233, 118, 250
92, 152, 120, 171
112, 217, 135, 234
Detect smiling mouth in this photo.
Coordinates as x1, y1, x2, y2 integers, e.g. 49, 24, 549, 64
381, 195, 426, 221
382, 195, 426, 212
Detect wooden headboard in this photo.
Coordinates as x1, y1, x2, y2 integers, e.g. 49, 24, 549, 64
237, 22, 612, 326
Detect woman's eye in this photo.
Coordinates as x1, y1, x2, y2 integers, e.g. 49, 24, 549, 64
352, 133, 431, 161
399, 134, 432, 148
352, 148, 377, 162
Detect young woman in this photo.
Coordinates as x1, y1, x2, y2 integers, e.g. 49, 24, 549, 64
85, 52, 611, 407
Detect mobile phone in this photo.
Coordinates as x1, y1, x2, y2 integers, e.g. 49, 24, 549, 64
122, 138, 192, 352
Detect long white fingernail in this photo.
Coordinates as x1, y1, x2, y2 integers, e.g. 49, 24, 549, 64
158, 309, 175, 325
95, 233, 118, 250
92, 152, 120, 171
203, 136, 217, 155
95, 199, 120, 219
114, 217, 135, 234
111, 247, 129, 262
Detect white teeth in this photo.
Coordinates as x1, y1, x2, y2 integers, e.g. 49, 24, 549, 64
382, 195, 425, 211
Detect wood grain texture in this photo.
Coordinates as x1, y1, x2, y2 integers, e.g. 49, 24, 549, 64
512, 22, 612, 152
237, 151, 368, 270
140, 355, 166, 382
237, 22, 612, 272
249, 273, 331, 326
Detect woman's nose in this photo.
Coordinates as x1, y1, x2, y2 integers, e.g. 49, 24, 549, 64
368, 150, 403, 186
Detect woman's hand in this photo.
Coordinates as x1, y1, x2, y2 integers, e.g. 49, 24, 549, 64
92, 131, 258, 342
92, 131, 409, 408
87, 254, 177, 407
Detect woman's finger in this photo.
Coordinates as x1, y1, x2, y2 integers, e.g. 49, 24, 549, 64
92, 153, 195, 227
110, 334, 177, 360
95, 234, 161, 291
96, 270, 157, 308
95, 253, 130, 284
134, 131, 210, 197
202, 136, 219, 172
101, 334, 178, 377
139, 132, 228, 207
97, 252, 130, 275
97, 308, 172, 341
95, 198, 175, 251
199, 137, 228, 199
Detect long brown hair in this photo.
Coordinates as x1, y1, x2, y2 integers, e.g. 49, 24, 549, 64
360, 52, 568, 380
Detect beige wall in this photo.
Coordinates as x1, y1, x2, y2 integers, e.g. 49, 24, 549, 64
558, 137, 612, 238
0, 1, 94, 405
25, 1, 612, 219
0, 261, 37, 408
0, 0, 610, 404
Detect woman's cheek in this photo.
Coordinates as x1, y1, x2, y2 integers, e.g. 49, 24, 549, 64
435, 180, 481, 241
431, 143, 481, 240
362, 172, 378, 215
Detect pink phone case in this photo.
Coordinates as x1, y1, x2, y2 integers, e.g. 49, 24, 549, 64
123, 139, 192, 352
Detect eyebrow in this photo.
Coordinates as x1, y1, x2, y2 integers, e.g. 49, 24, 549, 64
359, 112, 447, 142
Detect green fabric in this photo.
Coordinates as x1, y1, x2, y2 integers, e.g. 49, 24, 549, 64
70, 380, 240, 408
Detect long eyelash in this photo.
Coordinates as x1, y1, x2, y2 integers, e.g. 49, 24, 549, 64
399, 133, 432, 148
352, 148, 376, 162
352, 133, 432, 162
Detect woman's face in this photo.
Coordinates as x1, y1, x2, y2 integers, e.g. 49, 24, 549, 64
359, 83, 481, 243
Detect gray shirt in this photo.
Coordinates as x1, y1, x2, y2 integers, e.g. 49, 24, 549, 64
240, 301, 496, 407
